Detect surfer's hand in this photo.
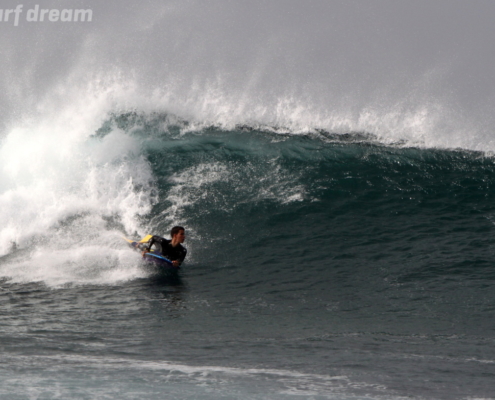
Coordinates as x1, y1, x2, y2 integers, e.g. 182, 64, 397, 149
172, 260, 180, 267
142, 250, 148, 258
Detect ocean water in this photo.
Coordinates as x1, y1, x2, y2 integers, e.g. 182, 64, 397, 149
1, 115, 495, 399
2, 1, 495, 399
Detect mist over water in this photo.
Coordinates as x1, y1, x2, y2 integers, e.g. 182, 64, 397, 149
1, 1, 495, 146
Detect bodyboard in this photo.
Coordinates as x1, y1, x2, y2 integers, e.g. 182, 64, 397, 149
123, 236, 175, 268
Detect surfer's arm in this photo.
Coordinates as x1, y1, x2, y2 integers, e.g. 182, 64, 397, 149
146, 236, 156, 251
142, 237, 155, 257
172, 248, 187, 267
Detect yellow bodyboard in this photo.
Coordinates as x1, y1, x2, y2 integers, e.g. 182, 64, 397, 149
137, 235, 153, 243
123, 235, 153, 244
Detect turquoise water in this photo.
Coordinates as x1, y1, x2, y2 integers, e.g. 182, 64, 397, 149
1, 115, 495, 399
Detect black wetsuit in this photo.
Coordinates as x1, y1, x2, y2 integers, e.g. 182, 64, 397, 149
146, 236, 187, 265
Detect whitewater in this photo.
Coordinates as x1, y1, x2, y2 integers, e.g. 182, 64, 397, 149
1, 1, 495, 399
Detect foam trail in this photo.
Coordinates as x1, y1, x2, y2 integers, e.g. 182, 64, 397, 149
1, 354, 395, 399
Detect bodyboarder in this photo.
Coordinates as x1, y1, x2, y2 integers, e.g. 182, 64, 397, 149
142, 226, 187, 267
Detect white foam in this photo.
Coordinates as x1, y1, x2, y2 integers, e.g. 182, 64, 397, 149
2, 245, 146, 286
0, 79, 157, 285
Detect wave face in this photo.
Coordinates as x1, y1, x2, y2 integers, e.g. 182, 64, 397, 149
2, 1, 495, 398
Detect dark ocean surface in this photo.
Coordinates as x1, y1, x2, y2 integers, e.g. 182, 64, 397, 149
1, 114, 495, 399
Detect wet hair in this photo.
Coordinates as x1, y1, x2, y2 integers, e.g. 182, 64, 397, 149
170, 226, 185, 238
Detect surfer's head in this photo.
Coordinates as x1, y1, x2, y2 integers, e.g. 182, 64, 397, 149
170, 226, 185, 243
